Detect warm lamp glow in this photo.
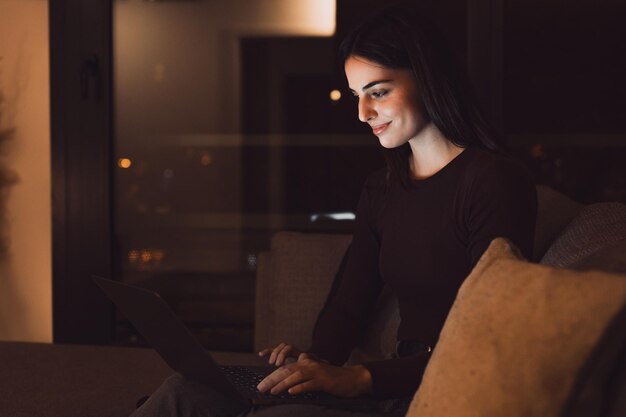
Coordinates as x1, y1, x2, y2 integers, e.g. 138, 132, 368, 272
200, 152, 212, 166
302, 0, 336, 35
129, 248, 165, 268
283, 0, 336, 36
118, 158, 132, 169
153, 250, 165, 262
128, 250, 140, 263
329, 89, 341, 101
140, 249, 152, 262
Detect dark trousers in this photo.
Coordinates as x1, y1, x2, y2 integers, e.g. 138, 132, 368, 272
130, 373, 409, 417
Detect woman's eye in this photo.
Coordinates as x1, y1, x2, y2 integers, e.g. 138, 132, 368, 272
371, 90, 388, 99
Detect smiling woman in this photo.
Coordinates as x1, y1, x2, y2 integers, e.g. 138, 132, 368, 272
338, 7, 501, 186
130, 5, 537, 417
345, 56, 428, 150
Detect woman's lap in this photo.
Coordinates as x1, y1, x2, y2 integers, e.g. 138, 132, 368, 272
130, 374, 248, 417
130, 374, 407, 417
244, 404, 405, 417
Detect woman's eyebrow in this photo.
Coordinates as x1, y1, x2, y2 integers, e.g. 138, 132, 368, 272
362, 79, 392, 91
349, 79, 392, 94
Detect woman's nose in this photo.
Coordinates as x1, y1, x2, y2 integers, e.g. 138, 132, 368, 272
358, 98, 376, 123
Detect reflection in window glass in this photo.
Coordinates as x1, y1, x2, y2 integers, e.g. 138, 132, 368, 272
113, 0, 382, 351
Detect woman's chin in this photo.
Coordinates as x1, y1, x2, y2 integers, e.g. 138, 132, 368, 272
377, 136, 404, 149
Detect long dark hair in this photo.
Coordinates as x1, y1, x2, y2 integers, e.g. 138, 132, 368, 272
340, 6, 502, 187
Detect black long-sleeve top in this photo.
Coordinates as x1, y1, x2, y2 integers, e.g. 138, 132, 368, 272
310, 146, 538, 399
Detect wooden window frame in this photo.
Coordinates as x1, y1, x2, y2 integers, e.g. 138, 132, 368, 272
50, 0, 114, 344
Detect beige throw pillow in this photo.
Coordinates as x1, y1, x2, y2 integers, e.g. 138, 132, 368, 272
408, 238, 626, 417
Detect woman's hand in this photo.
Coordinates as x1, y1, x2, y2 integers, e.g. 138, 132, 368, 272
256, 353, 372, 398
258, 342, 302, 366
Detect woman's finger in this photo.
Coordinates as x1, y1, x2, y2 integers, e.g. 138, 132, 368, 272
269, 368, 310, 395
258, 346, 279, 359
258, 348, 272, 357
257, 364, 294, 392
275, 344, 294, 366
268, 343, 286, 364
288, 379, 319, 395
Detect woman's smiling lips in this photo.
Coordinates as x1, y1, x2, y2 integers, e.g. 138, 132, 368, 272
371, 122, 391, 135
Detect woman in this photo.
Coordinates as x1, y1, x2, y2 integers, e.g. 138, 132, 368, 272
132, 5, 537, 417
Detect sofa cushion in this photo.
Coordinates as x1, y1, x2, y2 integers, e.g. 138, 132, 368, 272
254, 232, 352, 352
572, 238, 626, 275
533, 185, 583, 261
254, 231, 401, 362
407, 238, 626, 417
541, 202, 626, 269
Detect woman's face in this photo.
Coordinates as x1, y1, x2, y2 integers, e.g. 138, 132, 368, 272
344, 55, 428, 148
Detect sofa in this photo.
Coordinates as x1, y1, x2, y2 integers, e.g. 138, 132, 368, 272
1, 185, 625, 417
254, 185, 626, 416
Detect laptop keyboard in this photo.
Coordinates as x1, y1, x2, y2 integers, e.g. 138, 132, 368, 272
220, 365, 322, 400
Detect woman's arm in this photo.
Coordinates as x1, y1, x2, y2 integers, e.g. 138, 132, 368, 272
257, 179, 385, 398
308, 182, 385, 365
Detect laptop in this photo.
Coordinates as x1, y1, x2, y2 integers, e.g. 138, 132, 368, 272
93, 276, 375, 408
